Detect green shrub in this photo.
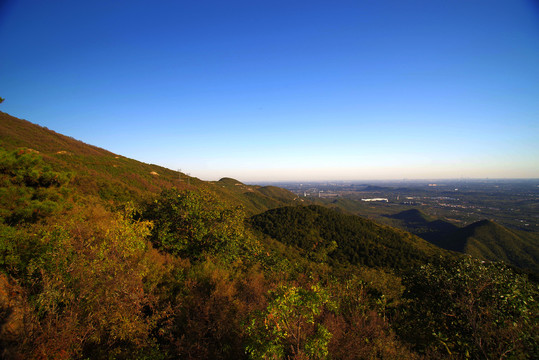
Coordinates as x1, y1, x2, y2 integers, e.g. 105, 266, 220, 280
398, 257, 538, 359
142, 188, 258, 261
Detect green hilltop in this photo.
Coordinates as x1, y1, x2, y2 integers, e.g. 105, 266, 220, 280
211, 177, 303, 214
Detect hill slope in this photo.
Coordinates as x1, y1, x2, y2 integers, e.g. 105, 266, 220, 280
1, 112, 537, 360
250, 205, 452, 271
384, 208, 539, 273
210, 177, 303, 214
434, 219, 539, 273
387, 209, 433, 224
384, 209, 459, 242
0, 111, 298, 213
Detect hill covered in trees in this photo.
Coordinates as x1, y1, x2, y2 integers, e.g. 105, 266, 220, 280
433, 219, 539, 273
0, 112, 537, 359
250, 205, 450, 271
384, 208, 539, 274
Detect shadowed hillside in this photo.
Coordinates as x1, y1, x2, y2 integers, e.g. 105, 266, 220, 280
384, 209, 459, 242
387, 209, 433, 224
384, 208, 539, 273
434, 219, 539, 273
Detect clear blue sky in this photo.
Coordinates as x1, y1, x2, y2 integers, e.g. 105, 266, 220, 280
1, 0, 538, 182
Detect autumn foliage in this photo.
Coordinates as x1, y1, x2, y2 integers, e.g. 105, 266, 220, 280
0, 143, 537, 360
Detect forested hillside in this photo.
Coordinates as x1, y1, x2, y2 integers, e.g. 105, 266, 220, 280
384, 208, 539, 274
250, 205, 449, 271
0, 112, 537, 359
434, 219, 539, 274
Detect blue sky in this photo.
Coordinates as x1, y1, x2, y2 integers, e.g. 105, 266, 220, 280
1, 0, 538, 182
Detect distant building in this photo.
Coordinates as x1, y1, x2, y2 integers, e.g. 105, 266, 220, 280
319, 193, 338, 198
361, 198, 388, 202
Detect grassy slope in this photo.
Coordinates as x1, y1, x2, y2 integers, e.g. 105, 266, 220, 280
0, 111, 299, 213
0, 111, 191, 199
209, 177, 304, 214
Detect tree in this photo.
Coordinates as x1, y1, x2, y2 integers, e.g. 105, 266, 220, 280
246, 284, 333, 360
142, 188, 256, 261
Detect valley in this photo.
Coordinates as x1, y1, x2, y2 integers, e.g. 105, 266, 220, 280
268, 179, 539, 231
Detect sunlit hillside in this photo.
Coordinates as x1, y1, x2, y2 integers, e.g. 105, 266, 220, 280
0, 111, 300, 213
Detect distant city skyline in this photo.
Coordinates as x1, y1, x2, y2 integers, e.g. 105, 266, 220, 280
1, 0, 538, 182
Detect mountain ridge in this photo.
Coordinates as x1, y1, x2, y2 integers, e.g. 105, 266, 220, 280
2, 111, 536, 274
1, 111, 537, 359
0, 111, 299, 214
384, 207, 539, 274
435, 219, 539, 273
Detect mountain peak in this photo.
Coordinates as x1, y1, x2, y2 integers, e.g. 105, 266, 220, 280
388, 209, 432, 223
218, 177, 243, 185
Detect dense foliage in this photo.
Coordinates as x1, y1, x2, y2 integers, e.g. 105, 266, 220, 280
246, 284, 333, 360
141, 188, 255, 260
0, 147, 71, 225
250, 205, 446, 271
398, 257, 538, 359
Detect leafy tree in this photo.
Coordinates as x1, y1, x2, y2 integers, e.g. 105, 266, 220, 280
246, 284, 333, 360
398, 257, 538, 359
142, 188, 257, 261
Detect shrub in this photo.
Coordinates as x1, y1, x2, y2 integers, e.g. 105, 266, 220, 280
398, 257, 538, 359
